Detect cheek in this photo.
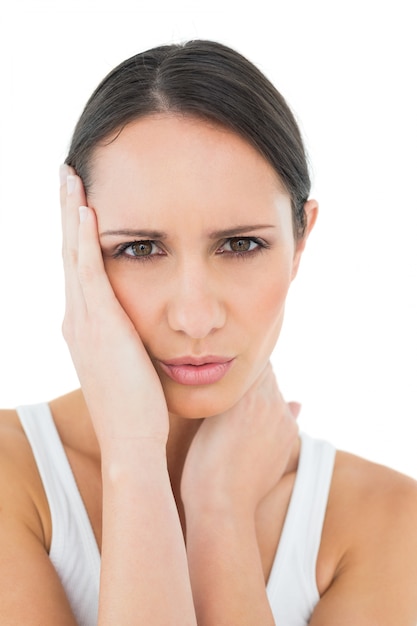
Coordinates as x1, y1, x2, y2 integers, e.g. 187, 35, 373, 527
249, 265, 291, 324
262, 277, 288, 316
245, 266, 292, 359
104, 266, 158, 340
104, 252, 293, 353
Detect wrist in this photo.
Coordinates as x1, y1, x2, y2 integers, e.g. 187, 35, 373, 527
184, 494, 256, 529
101, 437, 168, 484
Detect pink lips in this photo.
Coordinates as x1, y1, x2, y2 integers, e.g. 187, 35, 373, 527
158, 356, 234, 386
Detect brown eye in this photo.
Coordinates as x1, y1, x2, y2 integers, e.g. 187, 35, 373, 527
229, 238, 252, 252
217, 237, 266, 258
129, 241, 154, 257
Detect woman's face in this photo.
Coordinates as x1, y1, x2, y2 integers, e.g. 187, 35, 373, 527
89, 115, 316, 419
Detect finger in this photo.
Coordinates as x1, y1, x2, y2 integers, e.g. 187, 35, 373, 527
59, 164, 76, 215
77, 205, 121, 314
288, 401, 302, 419
59, 163, 81, 247
60, 168, 88, 313
60, 167, 87, 261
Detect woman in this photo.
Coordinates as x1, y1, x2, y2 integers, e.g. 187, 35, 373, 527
0, 40, 416, 625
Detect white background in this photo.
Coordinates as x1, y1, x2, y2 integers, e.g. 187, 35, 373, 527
0, 0, 416, 476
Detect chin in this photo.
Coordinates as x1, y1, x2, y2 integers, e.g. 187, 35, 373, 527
164, 384, 240, 420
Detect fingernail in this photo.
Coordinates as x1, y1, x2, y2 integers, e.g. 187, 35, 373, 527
59, 164, 68, 185
67, 175, 76, 195
79, 206, 88, 222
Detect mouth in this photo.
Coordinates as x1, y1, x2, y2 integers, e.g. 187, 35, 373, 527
158, 356, 235, 386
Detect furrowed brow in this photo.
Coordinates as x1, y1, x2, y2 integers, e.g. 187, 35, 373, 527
99, 225, 275, 240
99, 229, 167, 239
208, 224, 275, 239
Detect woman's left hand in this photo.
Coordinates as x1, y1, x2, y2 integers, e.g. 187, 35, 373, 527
181, 362, 299, 624
181, 362, 299, 517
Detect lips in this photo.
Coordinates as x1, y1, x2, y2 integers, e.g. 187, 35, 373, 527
158, 356, 235, 386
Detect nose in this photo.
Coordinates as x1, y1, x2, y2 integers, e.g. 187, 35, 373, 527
166, 261, 226, 339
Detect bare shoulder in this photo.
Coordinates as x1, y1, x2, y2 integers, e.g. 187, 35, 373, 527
0, 408, 33, 478
331, 448, 417, 537
0, 409, 77, 622
0, 407, 33, 468
0, 408, 50, 545
314, 448, 417, 624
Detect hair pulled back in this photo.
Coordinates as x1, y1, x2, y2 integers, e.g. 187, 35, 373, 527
66, 40, 311, 238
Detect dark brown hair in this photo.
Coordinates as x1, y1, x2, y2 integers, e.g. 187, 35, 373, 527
66, 40, 311, 238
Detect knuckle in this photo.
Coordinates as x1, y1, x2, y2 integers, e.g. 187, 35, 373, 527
62, 314, 91, 348
61, 316, 74, 343
64, 247, 78, 267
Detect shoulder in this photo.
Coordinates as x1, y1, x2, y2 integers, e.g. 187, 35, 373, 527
0, 408, 50, 548
0, 408, 34, 479
315, 448, 417, 624
0, 409, 77, 621
330, 449, 417, 537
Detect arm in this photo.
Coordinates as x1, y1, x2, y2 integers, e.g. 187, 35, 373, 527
181, 364, 298, 625
61, 169, 196, 625
185, 510, 274, 625
99, 442, 195, 625
0, 417, 78, 624
309, 459, 417, 626
183, 389, 417, 626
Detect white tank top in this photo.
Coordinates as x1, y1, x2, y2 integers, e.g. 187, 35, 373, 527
17, 402, 335, 626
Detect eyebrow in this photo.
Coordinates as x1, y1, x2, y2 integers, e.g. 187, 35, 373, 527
208, 224, 275, 239
99, 224, 276, 239
100, 229, 167, 239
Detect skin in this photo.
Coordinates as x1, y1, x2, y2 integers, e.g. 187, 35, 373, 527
91, 115, 305, 420
0, 114, 417, 624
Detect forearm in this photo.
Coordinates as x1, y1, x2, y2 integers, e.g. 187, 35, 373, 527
98, 442, 196, 626
186, 509, 275, 626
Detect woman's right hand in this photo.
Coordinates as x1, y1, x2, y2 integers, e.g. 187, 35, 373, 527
60, 165, 169, 453
61, 166, 197, 625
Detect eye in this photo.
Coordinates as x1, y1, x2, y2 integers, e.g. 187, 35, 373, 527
228, 238, 256, 253
126, 241, 154, 257
113, 240, 163, 260
218, 237, 265, 255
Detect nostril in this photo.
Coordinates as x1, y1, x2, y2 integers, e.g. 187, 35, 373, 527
167, 292, 226, 339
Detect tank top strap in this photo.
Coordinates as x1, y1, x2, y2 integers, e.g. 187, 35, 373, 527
16, 403, 100, 626
267, 431, 336, 625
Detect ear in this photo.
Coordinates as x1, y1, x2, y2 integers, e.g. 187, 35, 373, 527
291, 199, 318, 280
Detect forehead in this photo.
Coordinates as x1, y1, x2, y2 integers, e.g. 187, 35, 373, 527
89, 114, 291, 229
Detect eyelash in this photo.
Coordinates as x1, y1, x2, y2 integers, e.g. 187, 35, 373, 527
112, 237, 270, 263
113, 241, 162, 262
217, 237, 270, 259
